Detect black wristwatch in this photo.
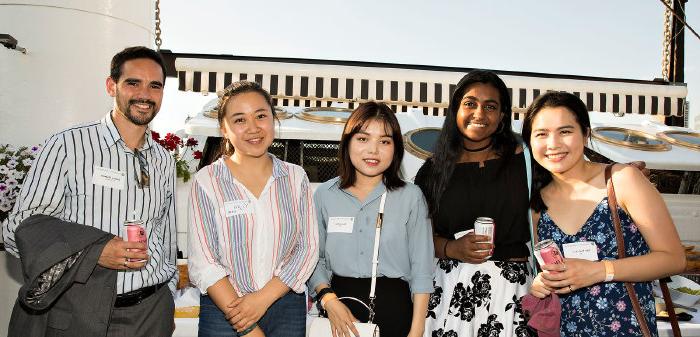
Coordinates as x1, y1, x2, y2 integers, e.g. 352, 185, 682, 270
314, 287, 336, 303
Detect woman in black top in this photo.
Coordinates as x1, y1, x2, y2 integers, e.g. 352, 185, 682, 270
415, 70, 533, 337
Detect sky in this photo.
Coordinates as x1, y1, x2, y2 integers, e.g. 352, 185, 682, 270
152, 0, 700, 132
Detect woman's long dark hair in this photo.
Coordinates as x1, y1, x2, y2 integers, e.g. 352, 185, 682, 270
420, 70, 517, 221
521, 91, 591, 212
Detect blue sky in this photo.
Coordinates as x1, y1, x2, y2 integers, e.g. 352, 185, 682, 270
155, 0, 700, 130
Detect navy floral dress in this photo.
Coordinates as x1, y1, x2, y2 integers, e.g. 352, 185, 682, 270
538, 197, 657, 337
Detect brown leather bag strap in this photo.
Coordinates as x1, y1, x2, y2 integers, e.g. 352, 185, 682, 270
605, 165, 652, 337
660, 277, 683, 337
605, 165, 626, 259
605, 164, 681, 337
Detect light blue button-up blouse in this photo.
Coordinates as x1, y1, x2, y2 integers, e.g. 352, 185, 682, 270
308, 177, 435, 295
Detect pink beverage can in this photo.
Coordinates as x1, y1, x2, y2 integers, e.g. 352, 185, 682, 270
474, 217, 495, 255
534, 239, 564, 271
124, 220, 147, 262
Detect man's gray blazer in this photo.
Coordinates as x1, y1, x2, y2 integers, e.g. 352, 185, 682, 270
9, 214, 116, 337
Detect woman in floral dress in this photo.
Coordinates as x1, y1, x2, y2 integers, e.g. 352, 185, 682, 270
523, 91, 686, 336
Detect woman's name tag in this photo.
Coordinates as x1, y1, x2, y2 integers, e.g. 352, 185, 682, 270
327, 217, 354, 233
562, 241, 599, 261
224, 200, 252, 216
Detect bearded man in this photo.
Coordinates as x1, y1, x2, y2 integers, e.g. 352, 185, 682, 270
3, 46, 177, 337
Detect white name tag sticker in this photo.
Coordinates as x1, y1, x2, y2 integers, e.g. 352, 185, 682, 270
327, 217, 354, 233
92, 166, 126, 190
563, 241, 599, 261
224, 200, 252, 217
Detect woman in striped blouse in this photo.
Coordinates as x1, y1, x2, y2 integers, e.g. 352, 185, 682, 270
188, 81, 319, 337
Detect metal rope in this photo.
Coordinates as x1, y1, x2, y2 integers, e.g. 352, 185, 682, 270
661, 0, 672, 81
154, 0, 162, 50
658, 0, 700, 41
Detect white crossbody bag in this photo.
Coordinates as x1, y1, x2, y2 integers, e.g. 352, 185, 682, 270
308, 192, 387, 337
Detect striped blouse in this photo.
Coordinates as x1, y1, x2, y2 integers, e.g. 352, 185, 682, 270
187, 156, 319, 296
2, 114, 177, 294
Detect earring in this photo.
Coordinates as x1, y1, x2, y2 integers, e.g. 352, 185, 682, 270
224, 138, 233, 153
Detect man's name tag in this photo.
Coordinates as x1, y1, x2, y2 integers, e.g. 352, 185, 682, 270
327, 217, 354, 233
224, 200, 252, 216
563, 241, 599, 261
92, 166, 126, 190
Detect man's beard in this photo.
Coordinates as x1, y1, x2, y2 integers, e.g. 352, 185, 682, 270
117, 97, 158, 126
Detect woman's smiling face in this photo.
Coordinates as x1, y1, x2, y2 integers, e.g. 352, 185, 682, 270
529, 106, 588, 175
220, 91, 275, 159
348, 119, 395, 181
456, 82, 504, 146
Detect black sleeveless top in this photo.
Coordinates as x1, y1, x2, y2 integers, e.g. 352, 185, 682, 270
415, 152, 530, 260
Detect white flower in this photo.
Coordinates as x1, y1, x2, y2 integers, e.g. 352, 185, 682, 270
5, 178, 18, 187
22, 158, 33, 166
0, 201, 12, 212
0, 165, 8, 175
10, 170, 25, 180
6, 159, 17, 169
0, 153, 6, 161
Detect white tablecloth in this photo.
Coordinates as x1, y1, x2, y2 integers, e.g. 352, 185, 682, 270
658, 308, 700, 337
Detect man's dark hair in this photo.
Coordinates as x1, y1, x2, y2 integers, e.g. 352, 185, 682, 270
110, 46, 166, 82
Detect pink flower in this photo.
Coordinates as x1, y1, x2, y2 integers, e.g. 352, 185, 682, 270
615, 300, 626, 311
610, 320, 621, 332
630, 223, 639, 233
589, 285, 601, 296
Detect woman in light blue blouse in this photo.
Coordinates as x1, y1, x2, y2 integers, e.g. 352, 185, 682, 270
308, 101, 434, 337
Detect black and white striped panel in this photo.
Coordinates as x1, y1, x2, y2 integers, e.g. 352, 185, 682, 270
178, 71, 456, 116
178, 71, 685, 117
508, 87, 685, 118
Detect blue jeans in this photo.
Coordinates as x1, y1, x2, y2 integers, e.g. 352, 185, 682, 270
199, 292, 306, 337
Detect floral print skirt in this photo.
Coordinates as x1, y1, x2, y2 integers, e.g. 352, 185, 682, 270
424, 259, 533, 337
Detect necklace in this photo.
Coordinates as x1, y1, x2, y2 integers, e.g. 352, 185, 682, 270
463, 140, 492, 152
